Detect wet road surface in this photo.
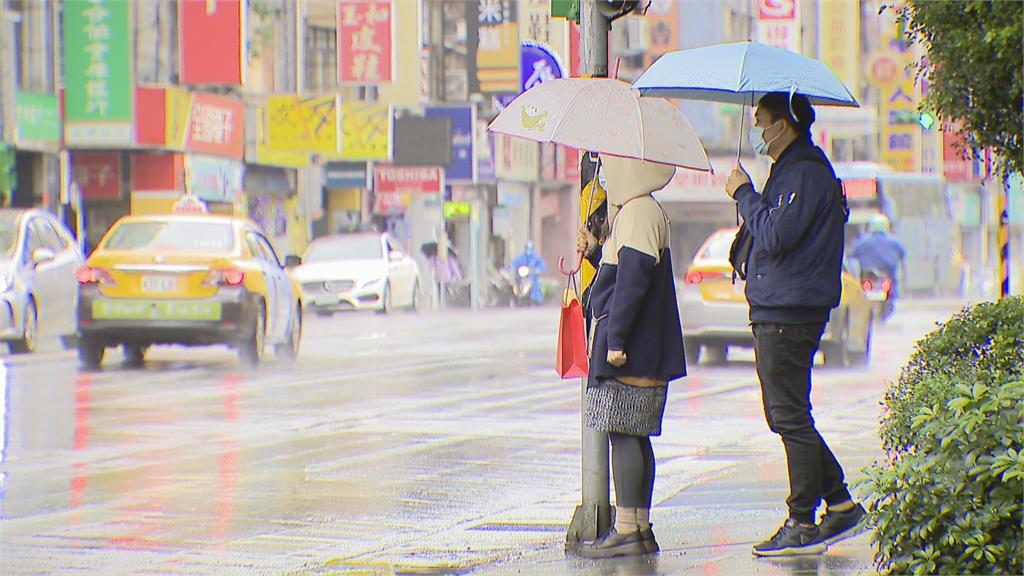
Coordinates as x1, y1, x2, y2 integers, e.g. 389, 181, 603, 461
0, 299, 968, 575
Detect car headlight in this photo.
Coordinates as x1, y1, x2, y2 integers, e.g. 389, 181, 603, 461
0, 274, 13, 293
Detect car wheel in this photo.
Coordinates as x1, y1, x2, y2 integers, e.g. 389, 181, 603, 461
123, 344, 147, 368
275, 306, 302, 362
824, 312, 850, 368
849, 313, 873, 367
705, 344, 728, 365
239, 305, 266, 368
377, 283, 392, 315
78, 336, 105, 369
9, 300, 38, 354
684, 338, 702, 365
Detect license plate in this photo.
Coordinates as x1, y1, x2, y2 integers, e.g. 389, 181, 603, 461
864, 291, 888, 302
141, 275, 178, 293
315, 294, 340, 306
92, 300, 221, 321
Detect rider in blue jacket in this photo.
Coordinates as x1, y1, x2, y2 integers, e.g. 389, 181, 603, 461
511, 241, 546, 304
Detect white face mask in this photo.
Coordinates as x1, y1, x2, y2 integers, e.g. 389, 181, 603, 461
749, 120, 783, 156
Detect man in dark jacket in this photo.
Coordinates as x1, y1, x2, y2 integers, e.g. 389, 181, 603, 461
725, 93, 866, 557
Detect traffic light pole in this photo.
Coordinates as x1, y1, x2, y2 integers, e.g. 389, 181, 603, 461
566, 0, 612, 552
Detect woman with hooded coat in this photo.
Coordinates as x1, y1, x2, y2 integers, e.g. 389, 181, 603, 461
576, 155, 687, 558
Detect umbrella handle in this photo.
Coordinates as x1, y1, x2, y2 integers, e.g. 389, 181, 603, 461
559, 252, 584, 276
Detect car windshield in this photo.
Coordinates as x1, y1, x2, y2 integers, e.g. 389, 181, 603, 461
304, 235, 383, 262
699, 232, 735, 261
103, 221, 234, 253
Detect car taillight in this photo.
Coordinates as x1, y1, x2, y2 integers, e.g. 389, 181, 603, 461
862, 279, 874, 292
684, 271, 704, 285
76, 266, 115, 285
203, 268, 245, 287
881, 278, 893, 293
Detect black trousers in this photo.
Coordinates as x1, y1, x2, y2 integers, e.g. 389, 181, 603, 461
752, 322, 852, 524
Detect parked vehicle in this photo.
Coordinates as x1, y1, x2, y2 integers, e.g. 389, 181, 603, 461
678, 227, 873, 367
293, 233, 420, 316
76, 211, 303, 369
0, 209, 83, 354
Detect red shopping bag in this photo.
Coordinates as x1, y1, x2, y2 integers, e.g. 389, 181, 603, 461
556, 277, 589, 379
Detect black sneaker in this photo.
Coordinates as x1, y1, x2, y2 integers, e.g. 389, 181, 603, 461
576, 528, 648, 558
818, 503, 867, 546
641, 525, 659, 553
752, 518, 826, 557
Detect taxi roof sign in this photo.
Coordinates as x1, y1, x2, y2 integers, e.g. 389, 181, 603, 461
172, 195, 209, 214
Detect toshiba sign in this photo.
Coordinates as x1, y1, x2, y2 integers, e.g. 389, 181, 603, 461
373, 165, 444, 195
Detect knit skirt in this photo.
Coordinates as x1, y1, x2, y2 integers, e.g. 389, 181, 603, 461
583, 377, 668, 437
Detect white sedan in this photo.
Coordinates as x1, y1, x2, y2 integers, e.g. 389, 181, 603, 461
292, 233, 420, 316
0, 209, 83, 353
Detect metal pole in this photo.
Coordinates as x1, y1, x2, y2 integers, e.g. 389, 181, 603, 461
566, 0, 611, 552
998, 174, 1011, 299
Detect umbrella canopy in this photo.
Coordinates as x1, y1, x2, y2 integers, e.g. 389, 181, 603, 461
633, 41, 859, 107
487, 78, 711, 172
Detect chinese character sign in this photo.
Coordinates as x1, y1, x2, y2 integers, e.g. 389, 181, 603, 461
644, 0, 678, 67
477, 0, 520, 94
266, 95, 340, 154
185, 94, 245, 159
72, 152, 121, 200
756, 0, 800, 53
338, 0, 394, 84
63, 0, 133, 145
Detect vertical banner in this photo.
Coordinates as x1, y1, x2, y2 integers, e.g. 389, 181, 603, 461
339, 101, 393, 160
338, 0, 394, 84
757, 0, 800, 53
425, 106, 477, 182
179, 0, 245, 85
870, 10, 917, 173
63, 0, 134, 146
644, 0, 679, 67
477, 0, 520, 94
817, 0, 860, 101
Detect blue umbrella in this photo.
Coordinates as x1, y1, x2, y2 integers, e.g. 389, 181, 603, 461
633, 41, 859, 108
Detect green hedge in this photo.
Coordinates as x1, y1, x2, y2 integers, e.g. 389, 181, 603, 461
863, 296, 1024, 575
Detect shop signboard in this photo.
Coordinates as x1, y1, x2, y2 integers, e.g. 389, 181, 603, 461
337, 0, 394, 84
73, 152, 122, 201
425, 106, 475, 182
266, 95, 340, 154
325, 162, 368, 189
185, 93, 245, 159
340, 101, 392, 161
180, 0, 245, 85
373, 165, 443, 195
756, 0, 800, 53
16, 92, 61, 144
187, 156, 243, 203
476, 0, 520, 94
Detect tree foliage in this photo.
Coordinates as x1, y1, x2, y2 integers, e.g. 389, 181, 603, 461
898, 1, 1023, 174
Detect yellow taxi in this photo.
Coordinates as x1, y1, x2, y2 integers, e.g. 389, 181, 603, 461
76, 205, 302, 369
679, 227, 873, 367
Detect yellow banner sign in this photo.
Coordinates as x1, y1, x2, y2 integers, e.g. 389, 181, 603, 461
266, 95, 340, 154
339, 101, 392, 161
165, 87, 193, 149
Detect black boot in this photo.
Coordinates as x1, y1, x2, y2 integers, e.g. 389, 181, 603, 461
577, 528, 648, 559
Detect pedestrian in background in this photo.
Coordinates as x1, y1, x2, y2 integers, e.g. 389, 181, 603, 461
725, 92, 866, 557
576, 154, 686, 558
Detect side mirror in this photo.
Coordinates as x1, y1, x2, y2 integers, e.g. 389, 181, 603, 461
32, 248, 56, 267
284, 255, 302, 268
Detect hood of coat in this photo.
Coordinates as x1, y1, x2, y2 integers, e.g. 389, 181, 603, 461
601, 155, 675, 222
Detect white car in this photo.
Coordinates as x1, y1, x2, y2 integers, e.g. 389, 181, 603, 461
293, 233, 420, 315
0, 209, 83, 353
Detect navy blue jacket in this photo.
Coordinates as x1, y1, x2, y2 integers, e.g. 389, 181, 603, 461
733, 136, 846, 324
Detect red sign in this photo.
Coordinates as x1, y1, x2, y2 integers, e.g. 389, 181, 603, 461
73, 153, 121, 201
373, 165, 443, 194
179, 0, 244, 85
131, 152, 185, 192
943, 128, 973, 182
758, 0, 796, 20
842, 178, 878, 200
186, 93, 245, 159
338, 0, 393, 84
135, 87, 167, 147
373, 191, 406, 214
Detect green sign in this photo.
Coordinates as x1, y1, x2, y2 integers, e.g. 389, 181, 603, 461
551, 0, 580, 21
16, 92, 61, 143
92, 300, 223, 321
63, 0, 134, 144
0, 145, 15, 205
444, 201, 472, 219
